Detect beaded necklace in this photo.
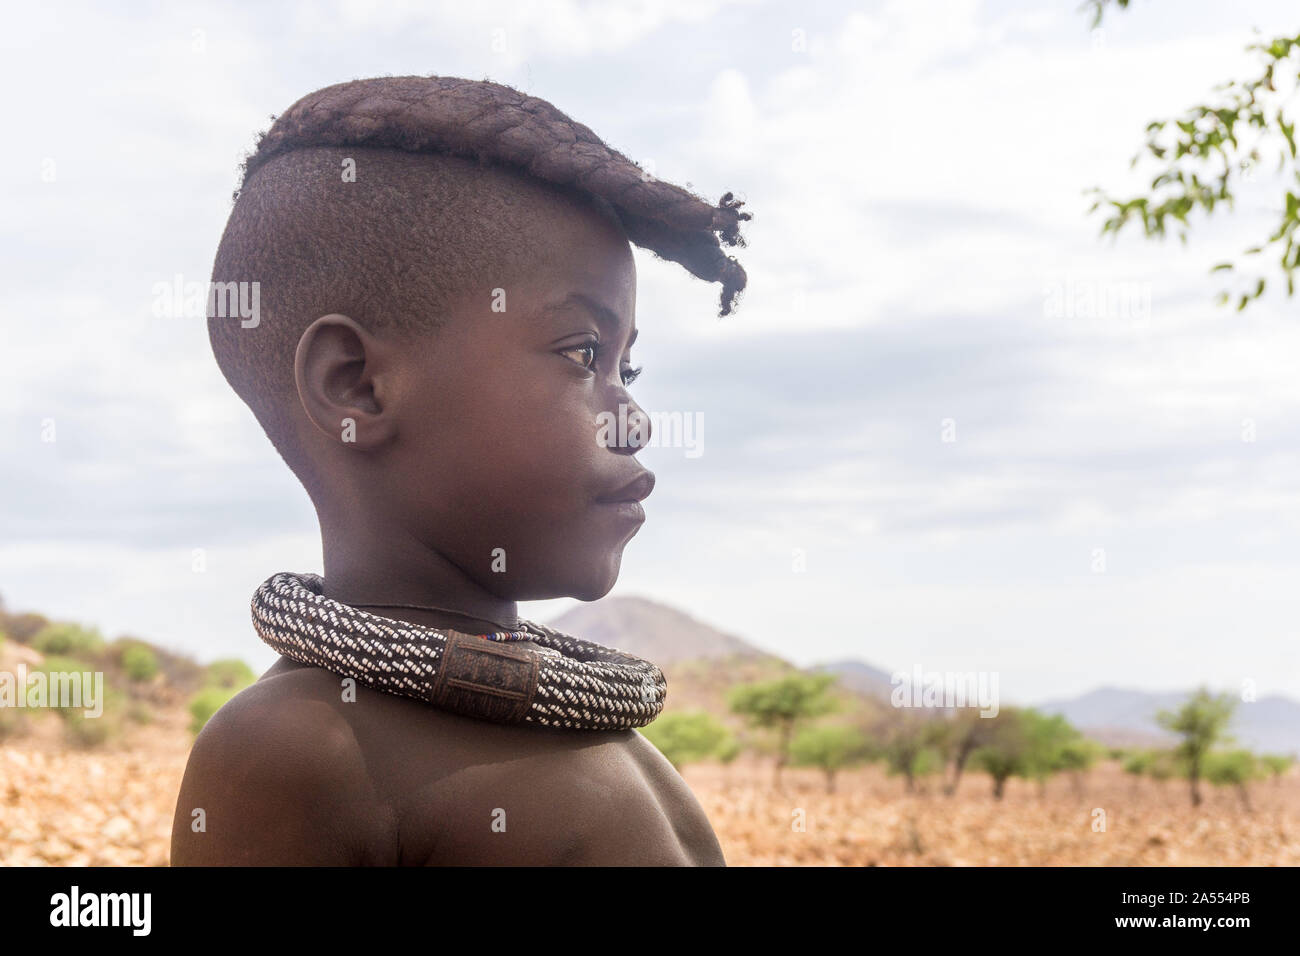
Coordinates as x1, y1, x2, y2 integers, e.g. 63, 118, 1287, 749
344, 601, 534, 643
252, 572, 666, 730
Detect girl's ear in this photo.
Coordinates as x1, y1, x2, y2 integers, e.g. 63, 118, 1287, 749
293, 313, 397, 450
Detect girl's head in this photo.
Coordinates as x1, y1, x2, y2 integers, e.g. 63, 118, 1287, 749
208, 76, 750, 600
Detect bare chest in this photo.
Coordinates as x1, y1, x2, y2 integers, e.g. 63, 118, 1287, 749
370, 716, 724, 865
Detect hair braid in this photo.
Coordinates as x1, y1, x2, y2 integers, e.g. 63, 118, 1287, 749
238, 75, 752, 316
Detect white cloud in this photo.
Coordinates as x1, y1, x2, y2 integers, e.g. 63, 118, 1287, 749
4, 0, 1300, 702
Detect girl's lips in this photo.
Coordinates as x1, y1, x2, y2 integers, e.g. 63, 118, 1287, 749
595, 500, 646, 524
595, 469, 656, 506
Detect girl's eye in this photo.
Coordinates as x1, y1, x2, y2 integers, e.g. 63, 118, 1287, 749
559, 344, 643, 386
560, 344, 597, 370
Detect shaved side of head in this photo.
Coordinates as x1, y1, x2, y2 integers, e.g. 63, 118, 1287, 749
209, 145, 623, 486
208, 76, 750, 494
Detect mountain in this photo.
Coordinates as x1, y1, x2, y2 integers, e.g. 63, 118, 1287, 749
1034, 687, 1300, 757
545, 597, 878, 726
547, 601, 1300, 756
815, 661, 1300, 756
813, 659, 895, 700
546, 596, 778, 668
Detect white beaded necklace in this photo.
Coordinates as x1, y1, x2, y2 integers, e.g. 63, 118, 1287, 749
251, 571, 667, 730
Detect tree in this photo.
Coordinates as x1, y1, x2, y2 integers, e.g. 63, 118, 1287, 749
1082, 0, 1132, 29
872, 711, 947, 795
1123, 748, 1178, 792
1147, 750, 1179, 788
1086, 1, 1300, 309
714, 735, 743, 785
1155, 686, 1237, 807
1204, 749, 1262, 811
1260, 753, 1295, 783
1055, 737, 1104, 797
716, 736, 742, 766
1019, 710, 1086, 798
909, 746, 946, 795
932, 709, 995, 796
728, 673, 838, 789
971, 710, 1030, 800
791, 724, 869, 793
1123, 749, 1152, 796
640, 710, 731, 771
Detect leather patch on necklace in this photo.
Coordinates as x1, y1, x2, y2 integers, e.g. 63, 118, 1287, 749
429, 630, 540, 724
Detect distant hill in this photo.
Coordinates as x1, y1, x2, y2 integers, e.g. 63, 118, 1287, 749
814, 659, 1300, 756
547, 596, 777, 668
813, 659, 895, 700
1035, 687, 1300, 757
546, 598, 884, 733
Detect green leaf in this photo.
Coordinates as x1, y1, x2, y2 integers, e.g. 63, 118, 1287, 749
1280, 116, 1297, 159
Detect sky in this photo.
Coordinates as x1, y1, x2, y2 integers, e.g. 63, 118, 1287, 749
2, 0, 1299, 706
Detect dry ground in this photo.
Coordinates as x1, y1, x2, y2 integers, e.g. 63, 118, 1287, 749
683, 760, 1300, 866
2, 717, 1295, 866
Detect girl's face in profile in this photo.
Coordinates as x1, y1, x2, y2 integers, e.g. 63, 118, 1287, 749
376, 197, 654, 602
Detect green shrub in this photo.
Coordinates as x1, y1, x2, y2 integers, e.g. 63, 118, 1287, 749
62, 709, 122, 749
1205, 749, 1261, 786
59, 690, 125, 750
204, 659, 255, 690
24, 656, 126, 748
4, 631, 135, 751
1122, 750, 1151, 775
189, 686, 238, 735
32, 622, 105, 658
119, 643, 159, 682
34, 654, 92, 677
29, 655, 98, 714
792, 724, 871, 792
716, 736, 742, 764
1260, 754, 1295, 780
640, 711, 731, 769
1148, 750, 1179, 782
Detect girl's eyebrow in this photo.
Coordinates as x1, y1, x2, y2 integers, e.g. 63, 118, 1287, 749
538, 292, 637, 345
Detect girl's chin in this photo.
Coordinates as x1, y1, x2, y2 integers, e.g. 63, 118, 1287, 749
495, 552, 624, 603
566, 554, 626, 603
